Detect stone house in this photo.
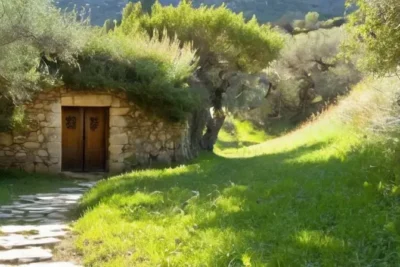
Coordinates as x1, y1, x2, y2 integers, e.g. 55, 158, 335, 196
0, 88, 192, 174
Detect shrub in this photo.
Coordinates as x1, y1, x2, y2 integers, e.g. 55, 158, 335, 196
305, 11, 320, 28
119, 1, 284, 73
264, 27, 362, 122
345, 0, 400, 74
61, 29, 198, 121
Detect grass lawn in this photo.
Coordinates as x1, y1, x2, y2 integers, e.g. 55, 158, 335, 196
73, 89, 400, 266
215, 118, 271, 152
0, 170, 77, 205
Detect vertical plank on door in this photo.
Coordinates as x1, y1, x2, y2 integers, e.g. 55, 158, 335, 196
84, 107, 107, 171
62, 107, 84, 171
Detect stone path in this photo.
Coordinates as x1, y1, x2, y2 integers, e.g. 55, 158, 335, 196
0, 181, 97, 266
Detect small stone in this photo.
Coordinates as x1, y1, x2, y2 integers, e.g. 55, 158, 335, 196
47, 213, 67, 220
23, 142, 40, 149
14, 136, 26, 144
15, 152, 27, 159
0, 247, 52, 264
37, 114, 46, 121
5, 151, 14, 156
37, 150, 48, 157
110, 108, 130, 116
158, 133, 167, 142
50, 157, 59, 164
109, 145, 123, 155
109, 116, 127, 127
27, 132, 38, 142
38, 134, 45, 143
47, 143, 61, 157
0, 213, 13, 219
109, 133, 128, 145
0, 133, 13, 146
34, 104, 43, 109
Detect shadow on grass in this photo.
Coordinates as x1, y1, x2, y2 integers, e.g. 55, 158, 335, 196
76, 140, 400, 266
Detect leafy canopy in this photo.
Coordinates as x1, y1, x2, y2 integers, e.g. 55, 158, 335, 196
119, 1, 284, 72
345, 0, 400, 74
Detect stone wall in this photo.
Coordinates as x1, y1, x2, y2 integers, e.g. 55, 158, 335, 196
0, 88, 192, 174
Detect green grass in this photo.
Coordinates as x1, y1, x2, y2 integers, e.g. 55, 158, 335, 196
74, 86, 400, 266
0, 170, 77, 205
215, 118, 270, 152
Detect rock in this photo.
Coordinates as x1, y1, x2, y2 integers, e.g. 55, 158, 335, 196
0, 224, 69, 235
109, 145, 123, 155
47, 213, 67, 220
19, 262, 81, 267
37, 150, 48, 157
59, 188, 85, 193
0, 247, 52, 264
37, 114, 46, 121
24, 142, 40, 149
45, 113, 61, 128
0, 213, 13, 219
77, 182, 96, 189
38, 134, 45, 143
27, 132, 38, 142
0, 236, 61, 250
47, 143, 61, 157
111, 97, 120, 107
15, 153, 27, 160
14, 136, 26, 144
110, 108, 130, 116
34, 104, 43, 109
109, 116, 127, 127
109, 133, 128, 145
50, 103, 61, 113
0, 133, 13, 146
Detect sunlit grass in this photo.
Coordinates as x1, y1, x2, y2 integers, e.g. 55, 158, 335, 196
74, 79, 400, 266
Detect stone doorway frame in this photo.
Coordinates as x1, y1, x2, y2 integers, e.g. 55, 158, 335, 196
60, 94, 124, 174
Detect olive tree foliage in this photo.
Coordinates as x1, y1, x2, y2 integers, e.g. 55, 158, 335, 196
345, 0, 400, 75
0, 0, 90, 128
119, 1, 284, 150
0, 0, 89, 100
264, 27, 362, 121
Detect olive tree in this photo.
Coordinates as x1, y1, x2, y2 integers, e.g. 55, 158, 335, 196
0, 0, 90, 129
119, 1, 284, 151
345, 0, 400, 74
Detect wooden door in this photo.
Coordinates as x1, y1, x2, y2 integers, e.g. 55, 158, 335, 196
62, 107, 84, 171
62, 107, 108, 172
84, 107, 107, 172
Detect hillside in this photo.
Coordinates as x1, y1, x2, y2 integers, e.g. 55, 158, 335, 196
56, 0, 346, 25
73, 77, 400, 266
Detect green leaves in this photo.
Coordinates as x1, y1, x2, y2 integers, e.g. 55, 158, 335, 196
120, 1, 284, 73
345, 0, 400, 75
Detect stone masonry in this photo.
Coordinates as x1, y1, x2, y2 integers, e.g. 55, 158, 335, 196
0, 88, 192, 174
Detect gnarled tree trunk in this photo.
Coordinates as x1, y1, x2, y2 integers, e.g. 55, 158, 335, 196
200, 109, 226, 151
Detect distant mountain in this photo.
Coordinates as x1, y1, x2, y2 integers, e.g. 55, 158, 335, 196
55, 0, 346, 26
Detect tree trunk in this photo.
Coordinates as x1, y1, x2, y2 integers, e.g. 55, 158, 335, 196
200, 108, 226, 151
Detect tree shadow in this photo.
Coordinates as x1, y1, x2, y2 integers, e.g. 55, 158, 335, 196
77, 140, 400, 265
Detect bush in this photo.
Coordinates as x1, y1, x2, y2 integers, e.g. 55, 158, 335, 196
345, 0, 400, 74
263, 27, 361, 122
305, 11, 320, 29
119, 1, 284, 73
61, 29, 198, 121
